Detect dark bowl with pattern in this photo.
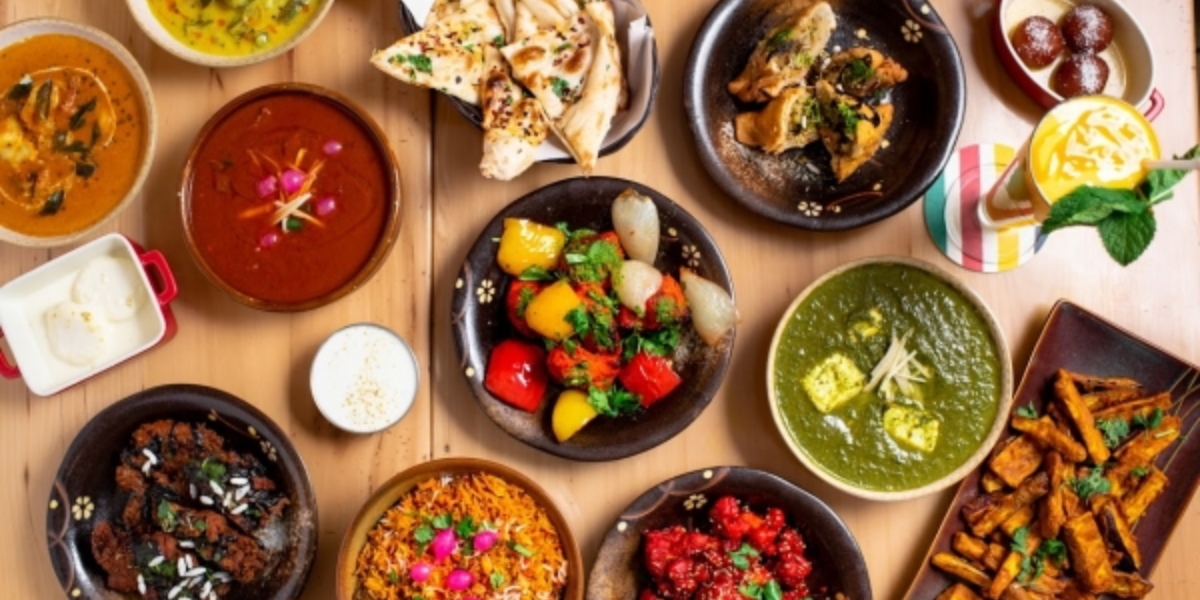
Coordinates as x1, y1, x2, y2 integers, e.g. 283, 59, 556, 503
47, 384, 317, 600
450, 176, 735, 461
684, 0, 966, 230
587, 466, 872, 600
396, 0, 660, 164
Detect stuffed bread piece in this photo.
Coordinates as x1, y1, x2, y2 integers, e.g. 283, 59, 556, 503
552, 0, 624, 173
734, 86, 821, 154
728, 1, 836, 104
480, 46, 550, 180
814, 78, 893, 182
369, 0, 505, 106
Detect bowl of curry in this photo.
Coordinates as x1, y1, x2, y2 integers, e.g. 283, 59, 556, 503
181, 83, 402, 312
766, 256, 1014, 501
125, 0, 335, 68
0, 18, 156, 247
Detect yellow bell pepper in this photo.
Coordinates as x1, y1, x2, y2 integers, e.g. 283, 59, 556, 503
552, 389, 599, 442
524, 280, 581, 341
497, 218, 566, 277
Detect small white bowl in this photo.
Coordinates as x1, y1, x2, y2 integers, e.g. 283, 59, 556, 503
125, 0, 336, 68
0, 19, 157, 247
0, 233, 178, 396
310, 323, 419, 434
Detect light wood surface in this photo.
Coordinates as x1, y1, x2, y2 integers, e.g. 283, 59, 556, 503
1, 1, 1197, 599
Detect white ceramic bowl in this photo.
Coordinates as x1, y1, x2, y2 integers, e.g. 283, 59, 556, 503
0, 233, 178, 396
125, 0, 336, 68
993, 0, 1161, 116
0, 19, 157, 247
310, 323, 419, 434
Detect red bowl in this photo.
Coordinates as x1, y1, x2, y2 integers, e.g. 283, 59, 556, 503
992, 0, 1163, 119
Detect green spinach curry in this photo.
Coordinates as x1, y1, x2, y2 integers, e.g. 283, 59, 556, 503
772, 263, 1001, 491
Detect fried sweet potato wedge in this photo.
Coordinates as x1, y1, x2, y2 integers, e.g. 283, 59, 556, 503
1038, 451, 1067, 538
986, 528, 1041, 599
1092, 392, 1171, 423
937, 582, 985, 600
1082, 387, 1145, 411
952, 532, 1007, 571
988, 435, 1043, 488
1054, 369, 1111, 464
1062, 511, 1114, 593
1067, 372, 1142, 392
966, 472, 1049, 538
1108, 571, 1154, 599
1121, 467, 1168, 524
1011, 415, 1088, 462
933, 552, 993, 588
1108, 416, 1180, 495
981, 471, 1007, 494
1099, 500, 1142, 570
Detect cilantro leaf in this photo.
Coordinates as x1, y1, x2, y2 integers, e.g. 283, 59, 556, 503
1131, 465, 1150, 478
1070, 467, 1112, 501
1015, 402, 1038, 419
414, 523, 435, 553
551, 77, 571, 100
1098, 209, 1156, 266
763, 580, 783, 600
200, 457, 226, 481
1133, 407, 1165, 431
739, 582, 764, 600
431, 514, 452, 529
455, 515, 477, 538
1010, 526, 1029, 554
587, 386, 640, 417
766, 28, 793, 53
519, 266, 554, 281
1096, 417, 1131, 448
490, 571, 505, 588
729, 542, 759, 570
507, 540, 536, 557
157, 499, 178, 532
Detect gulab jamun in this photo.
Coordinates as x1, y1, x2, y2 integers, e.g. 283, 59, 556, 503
1061, 4, 1114, 53
1052, 53, 1110, 98
1011, 16, 1065, 69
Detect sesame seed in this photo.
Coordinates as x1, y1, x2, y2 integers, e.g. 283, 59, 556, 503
185, 566, 207, 578
179, 540, 195, 549
168, 583, 184, 599
236, 486, 250, 501
201, 581, 213, 596
209, 481, 224, 496
177, 558, 187, 576
149, 556, 165, 567
141, 461, 153, 475
189, 484, 197, 499
142, 448, 158, 465
137, 575, 146, 595
185, 555, 194, 570
231, 503, 249, 515
199, 496, 214, 506
229, 477, 248, 486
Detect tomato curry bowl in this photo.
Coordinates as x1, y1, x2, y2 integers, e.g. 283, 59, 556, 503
182, 84, 401, 311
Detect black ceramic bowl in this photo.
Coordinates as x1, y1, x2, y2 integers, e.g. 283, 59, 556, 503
451, 176, 735, 461
397, 0, 660, 163
684, 0, 966, 230
47, 384, 317, 600
587, 466, 872, 600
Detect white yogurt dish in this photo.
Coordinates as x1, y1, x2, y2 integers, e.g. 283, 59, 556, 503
0, 233, 177, 396
310, 323, 419, 434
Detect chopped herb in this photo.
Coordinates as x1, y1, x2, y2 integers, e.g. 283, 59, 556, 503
801, 96, 822, 127
414, 522, 435, 554
565, 306, 591, 337
148, 557, 176, 578
792, 51, 814, 69
739, 582, 763, 600
69, 97, 97, 130
764, 580, 783, 600
493, 34, 506, 48
455, 515, 477, 538
516, 286, 536, 319
277, 0, 310, 24
1019, 538, 1067, 582
490, 571, 505, 588
766, 27, 793, 53
194, 520, 207, 532
519, 265, 554, 281
1131, 465, 1150, 478
1096, 417, 1131, 448
200, 457, 226, 481
837, 102, 861, 137
1015, 403, 1039, 419
40, 189, 64, 216
1010, 526, 1029, 555
284, 217, 304, 232
654, 298, 680, 327
34, 79, 52, 121
551, 77, 571, 100
431, 514, 452, 529
157, 499, 178, 532
554, 42, 572, 53
6, 74, 32, 102
507, 540, 536, 557
464, 43, 476, 52
587, 385, 640, 417
388, 570, 399, 584
729, 542, 759, 570
1132, 407, 1165, 431
1070, 466, 1112, 501
843, 58, 874, 84
623, 326, 681, 360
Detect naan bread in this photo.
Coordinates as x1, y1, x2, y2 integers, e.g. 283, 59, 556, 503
728, 1, 836, 103
501, 12, 595, 119
553, 1, 623, 172
480, 47, 550, 180
370, 0, 504, 105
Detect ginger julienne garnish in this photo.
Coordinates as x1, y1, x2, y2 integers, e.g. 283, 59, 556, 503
238, 146, 339, 245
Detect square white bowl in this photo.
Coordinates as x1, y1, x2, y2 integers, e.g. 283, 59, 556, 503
0, 234, 176, 396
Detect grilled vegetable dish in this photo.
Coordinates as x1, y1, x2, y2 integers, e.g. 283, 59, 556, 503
91, 420, 288, 600
930, 369, 1177, 600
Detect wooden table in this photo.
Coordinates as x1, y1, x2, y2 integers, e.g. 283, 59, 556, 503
1, 0, 1197, 598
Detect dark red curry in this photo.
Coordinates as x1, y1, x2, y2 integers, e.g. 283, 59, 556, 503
186, 91, 389, 306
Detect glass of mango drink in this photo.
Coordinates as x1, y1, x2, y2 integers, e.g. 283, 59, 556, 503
978, 95, 1160, 229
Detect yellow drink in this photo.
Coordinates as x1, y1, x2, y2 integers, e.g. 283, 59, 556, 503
1027, 95, 1160, 207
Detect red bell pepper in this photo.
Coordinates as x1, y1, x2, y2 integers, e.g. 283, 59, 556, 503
504, 280, 544, 338
484, 339, 548, 412
619, 352, 682, 408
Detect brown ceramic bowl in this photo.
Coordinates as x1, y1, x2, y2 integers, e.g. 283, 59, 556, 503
587, 466, 872, 600
767, 256, 1014, 502
181, 83, 402, 312
451, 177, 736, 461
47, 384, 318, 600
902, 300, 1200, 600
335, 457, 585, 600
992, 0, 1162, 117
684, 0, 966, 230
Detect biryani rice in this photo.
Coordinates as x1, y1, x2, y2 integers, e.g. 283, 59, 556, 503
355, 472, 568, 600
